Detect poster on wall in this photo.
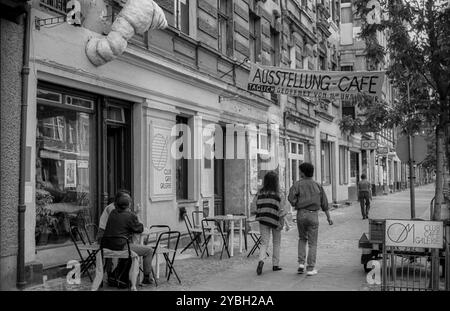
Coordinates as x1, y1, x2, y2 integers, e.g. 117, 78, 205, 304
64, 160, 77, 188
149, 124, 173, 201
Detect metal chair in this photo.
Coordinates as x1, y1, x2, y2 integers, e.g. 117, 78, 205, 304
143, 225, 171, 282
201, 218, 230, 259
69, 223, 99, 281
151, 231, 181, 284
181, 213, 203, 256
246, 220, 269, 258
91, 235, 142, 291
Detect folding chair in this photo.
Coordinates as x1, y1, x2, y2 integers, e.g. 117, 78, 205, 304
91, 235, 143, 291
143, 225, 171, 282
181, 213, 203, 256
151, 231, 181, 284
201, 218, 230, 259
246, 220, 269, 258
70, 223, 99, 281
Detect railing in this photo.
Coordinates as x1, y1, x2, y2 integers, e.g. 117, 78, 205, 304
39, 0, 68, 14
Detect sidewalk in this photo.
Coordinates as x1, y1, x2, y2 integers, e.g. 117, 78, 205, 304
26, 184, 436, 291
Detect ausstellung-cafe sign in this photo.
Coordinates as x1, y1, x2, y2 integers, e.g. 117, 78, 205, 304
247, 64, 385, 100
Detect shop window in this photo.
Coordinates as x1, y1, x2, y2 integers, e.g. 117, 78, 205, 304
339, 146, 349, 185
218, 0, 233, 56
176, 116, 190, 201
35, 93, 94, 247
321, 141, 331, 185
289, 142, 304, 186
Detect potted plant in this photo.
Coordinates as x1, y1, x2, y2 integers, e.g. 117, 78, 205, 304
35, 189, 55, 246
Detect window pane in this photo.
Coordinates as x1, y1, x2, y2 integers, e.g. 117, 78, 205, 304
291, 143, 297, 154
36, 104, 93, 246
292, 159, 297, 184
180, 0, 189, 34
341, 7, 353, 23
176, 116, 189, 200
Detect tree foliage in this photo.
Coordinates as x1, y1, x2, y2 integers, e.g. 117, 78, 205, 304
339, 0, 450, 136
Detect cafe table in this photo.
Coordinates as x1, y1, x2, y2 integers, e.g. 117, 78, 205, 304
208, 215, 247, 257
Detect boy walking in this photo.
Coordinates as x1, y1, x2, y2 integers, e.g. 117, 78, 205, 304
288, 163, 333, 276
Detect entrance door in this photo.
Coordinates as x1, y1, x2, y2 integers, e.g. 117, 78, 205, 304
104, 102, 132, 205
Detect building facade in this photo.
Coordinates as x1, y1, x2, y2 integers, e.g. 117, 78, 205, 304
0, 0, 408, 289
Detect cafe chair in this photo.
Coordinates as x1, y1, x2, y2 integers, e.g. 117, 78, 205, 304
181, 213, 203, 256
246, 220, 269, 258
225, 213, 248, 251
91, 235, 141, 291
151, 231, 181, 284
201, 218, 230, 260
143, 225, 171, 281
70, 223, 100, 282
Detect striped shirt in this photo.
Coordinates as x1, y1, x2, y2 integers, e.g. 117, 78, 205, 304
255, 191, 281, 229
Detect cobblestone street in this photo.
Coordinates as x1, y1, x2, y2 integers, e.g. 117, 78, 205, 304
26, 184, 437, 291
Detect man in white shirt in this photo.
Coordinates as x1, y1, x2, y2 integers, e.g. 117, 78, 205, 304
97, 189, 131, 243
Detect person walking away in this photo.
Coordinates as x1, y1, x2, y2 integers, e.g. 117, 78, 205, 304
358, 174, 372, 219
102, 193, 154, 285
252, 171, 290, 275
288, 163, 333, 276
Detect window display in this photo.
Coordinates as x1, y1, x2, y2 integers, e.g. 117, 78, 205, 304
35, 89, 94, 247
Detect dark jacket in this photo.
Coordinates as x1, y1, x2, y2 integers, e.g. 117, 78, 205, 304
288, 178, 329, 212
101, 209, 143, 250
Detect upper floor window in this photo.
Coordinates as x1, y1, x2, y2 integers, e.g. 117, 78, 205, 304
156, 0, 190, 34
341, 65, 353, 71
249, 13, 261, 63
341, 6, 353, 24
270, 27, 281, 67
218, 0, 233, 56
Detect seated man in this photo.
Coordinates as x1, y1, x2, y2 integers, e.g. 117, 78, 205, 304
102, 192, 154, 285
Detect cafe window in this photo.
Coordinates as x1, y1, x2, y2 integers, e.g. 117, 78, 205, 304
35, 88, 95, 247
321, 141, 331, 185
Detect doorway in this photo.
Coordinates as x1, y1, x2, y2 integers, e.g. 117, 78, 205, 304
214, 126, 226, 216
104, 103, 132, 205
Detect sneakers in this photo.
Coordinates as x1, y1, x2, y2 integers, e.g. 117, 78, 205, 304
256, 261, 264, 275
306, 269, 318, 276
272, 266, 282, 271
297, 264, 305, 274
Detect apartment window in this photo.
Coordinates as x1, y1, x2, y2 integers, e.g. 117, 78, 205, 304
218, 0, 233, 56
339, 146, 349, 185
249, 13, 261, 63
319, 56, 326, 70
176, 0, 190, 34
341, 6, 353, 23
341, 65, 353, 71
321, 141, 331, 185
176, 116, 189, 200
270, 27, 280, 67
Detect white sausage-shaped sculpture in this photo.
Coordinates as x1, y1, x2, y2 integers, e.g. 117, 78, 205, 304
86, 0, 167, 66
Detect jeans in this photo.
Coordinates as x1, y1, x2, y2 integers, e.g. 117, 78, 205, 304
259, 223, 281, 266
296, 209, 319, 271
130, 244, 153, 275
359, 191, 371, 218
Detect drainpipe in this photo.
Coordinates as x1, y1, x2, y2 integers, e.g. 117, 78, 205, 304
283, 111, 289, 200
17, 1, 31, 289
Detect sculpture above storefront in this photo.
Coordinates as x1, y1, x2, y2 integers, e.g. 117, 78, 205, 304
85, 0, 167, 66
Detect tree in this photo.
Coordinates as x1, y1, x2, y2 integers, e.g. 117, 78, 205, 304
340, 0, 450, 223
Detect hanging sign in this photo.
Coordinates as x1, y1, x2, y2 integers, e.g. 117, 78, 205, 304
247, 64, 385, 101
361, 139, 377, 150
